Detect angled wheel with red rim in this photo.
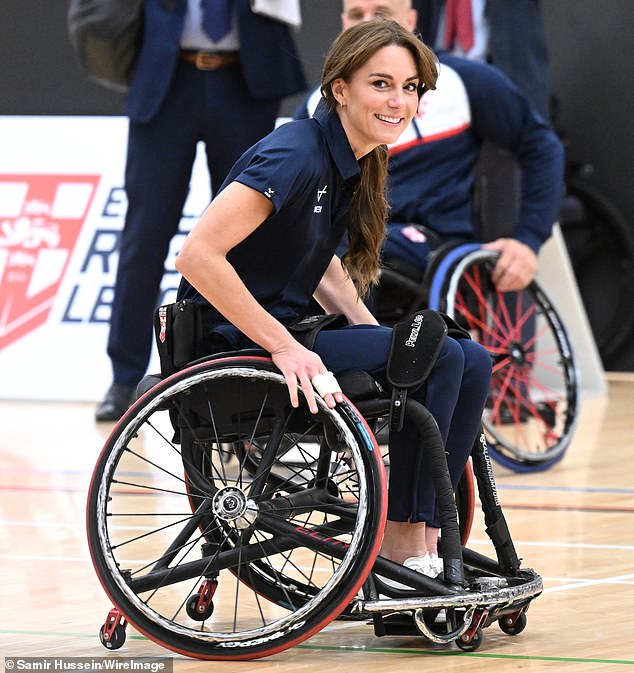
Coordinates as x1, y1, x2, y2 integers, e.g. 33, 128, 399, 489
87, 357, 387, 660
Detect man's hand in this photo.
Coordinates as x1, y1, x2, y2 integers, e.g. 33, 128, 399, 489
482, 238, 538, 291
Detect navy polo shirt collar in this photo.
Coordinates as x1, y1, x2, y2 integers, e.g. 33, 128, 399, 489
314, 100, 360, 183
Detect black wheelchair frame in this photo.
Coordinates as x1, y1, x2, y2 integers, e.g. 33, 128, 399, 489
87, 349, 542, 660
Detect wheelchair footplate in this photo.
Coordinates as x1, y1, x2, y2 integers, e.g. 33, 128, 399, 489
349, 561, 542, 651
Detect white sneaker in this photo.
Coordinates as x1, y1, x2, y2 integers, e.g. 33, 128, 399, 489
435, 609, 447, 623
379, 553, 441, 591
428, 552, 444, 578
403, 552, 443, 578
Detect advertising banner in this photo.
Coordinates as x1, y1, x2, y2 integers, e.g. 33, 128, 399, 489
0, 117, 211, 401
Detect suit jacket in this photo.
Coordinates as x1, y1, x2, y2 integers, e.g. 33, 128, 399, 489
485, 0, 550, 119
125, 0, 307, 124
413, 0, 550, 118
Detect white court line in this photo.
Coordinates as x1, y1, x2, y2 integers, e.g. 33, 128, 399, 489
4, 521, 634, 552
1, 521, 74, 528
542, 572, 634, 594
1, 521, 183, 532
1, 553, 91, 563
2, 553, 634, 588
468, 538, 634, 551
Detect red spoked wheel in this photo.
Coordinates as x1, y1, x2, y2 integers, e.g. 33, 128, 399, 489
440, 250, 578, 472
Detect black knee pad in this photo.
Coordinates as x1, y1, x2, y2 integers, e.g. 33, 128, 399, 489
387, 309, 449, 431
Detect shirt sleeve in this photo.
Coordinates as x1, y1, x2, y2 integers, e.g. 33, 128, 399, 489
448, 56, 565, 251
232, 121, 321, 212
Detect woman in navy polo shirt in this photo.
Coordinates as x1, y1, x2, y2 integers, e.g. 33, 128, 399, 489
176, 19, 491, 580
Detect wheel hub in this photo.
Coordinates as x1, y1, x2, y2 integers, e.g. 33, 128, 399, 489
508, 341, 527, 365
212, 486, 257, 530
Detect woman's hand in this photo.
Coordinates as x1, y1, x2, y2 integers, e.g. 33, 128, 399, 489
270, 341, 344, 414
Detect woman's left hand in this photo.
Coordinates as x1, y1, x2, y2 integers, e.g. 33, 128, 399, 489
270, 341, 344, 414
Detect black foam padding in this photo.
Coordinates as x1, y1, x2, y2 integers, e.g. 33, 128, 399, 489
387, 310, 448, 388
338, 371, 386, 401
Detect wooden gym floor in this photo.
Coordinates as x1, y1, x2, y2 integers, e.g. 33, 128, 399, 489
1, 373, 633, 671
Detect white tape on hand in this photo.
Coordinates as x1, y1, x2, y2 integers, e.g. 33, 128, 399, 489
311, 371, 342, 397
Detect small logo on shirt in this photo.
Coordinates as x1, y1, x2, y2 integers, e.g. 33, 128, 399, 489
314, 185, 327, 213
264, 187, 275, 199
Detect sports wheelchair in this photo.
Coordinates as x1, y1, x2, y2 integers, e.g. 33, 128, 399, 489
376, 235, 579, 473
87, 309, 542, 660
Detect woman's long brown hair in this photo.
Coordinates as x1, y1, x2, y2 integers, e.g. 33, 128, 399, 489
320, 19, 438, 297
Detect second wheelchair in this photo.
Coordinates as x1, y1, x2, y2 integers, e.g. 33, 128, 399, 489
376, 238, 578, 472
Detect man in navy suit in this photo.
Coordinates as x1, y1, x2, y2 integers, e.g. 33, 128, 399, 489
97, 0, 307, 421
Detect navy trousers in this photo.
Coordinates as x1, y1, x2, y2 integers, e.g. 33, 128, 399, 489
108, 61, 280, 387
382, 224, 436, 276
313, 325, 491, 526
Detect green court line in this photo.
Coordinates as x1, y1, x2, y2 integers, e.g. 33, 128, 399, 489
295, 643, 634, 665
3, 629, 633, 665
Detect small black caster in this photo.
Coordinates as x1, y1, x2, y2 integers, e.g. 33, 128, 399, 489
456, 626, 483, 651
186, 593, 215, 621
99, 623, 126, 650
499, 611, 527, 636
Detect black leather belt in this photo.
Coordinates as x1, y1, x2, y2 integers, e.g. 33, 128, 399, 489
179, 50, 239, 70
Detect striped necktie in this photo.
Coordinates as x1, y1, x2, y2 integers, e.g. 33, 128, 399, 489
444, 0, 475, 52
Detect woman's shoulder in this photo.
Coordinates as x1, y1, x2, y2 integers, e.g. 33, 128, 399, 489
229, 117, 330, 202
254, 118, 327, 173
269, 117, 324, 150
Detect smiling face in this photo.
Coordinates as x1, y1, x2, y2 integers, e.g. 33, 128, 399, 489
330, 43, 420, 158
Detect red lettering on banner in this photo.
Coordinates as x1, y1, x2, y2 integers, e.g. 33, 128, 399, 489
0, 174, 100, 350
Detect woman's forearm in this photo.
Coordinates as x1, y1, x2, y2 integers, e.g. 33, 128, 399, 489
314, 256, 378, 325
176, 249, 296, 354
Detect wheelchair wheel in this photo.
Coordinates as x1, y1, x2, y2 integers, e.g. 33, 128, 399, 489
87, 356, 387, 660
431, 248, 578, 472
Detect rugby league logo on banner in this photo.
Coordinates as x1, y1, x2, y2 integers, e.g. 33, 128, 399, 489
0, 174, 100, 350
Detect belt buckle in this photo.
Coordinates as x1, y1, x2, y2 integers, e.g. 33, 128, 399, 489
195, 52, 221, 70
